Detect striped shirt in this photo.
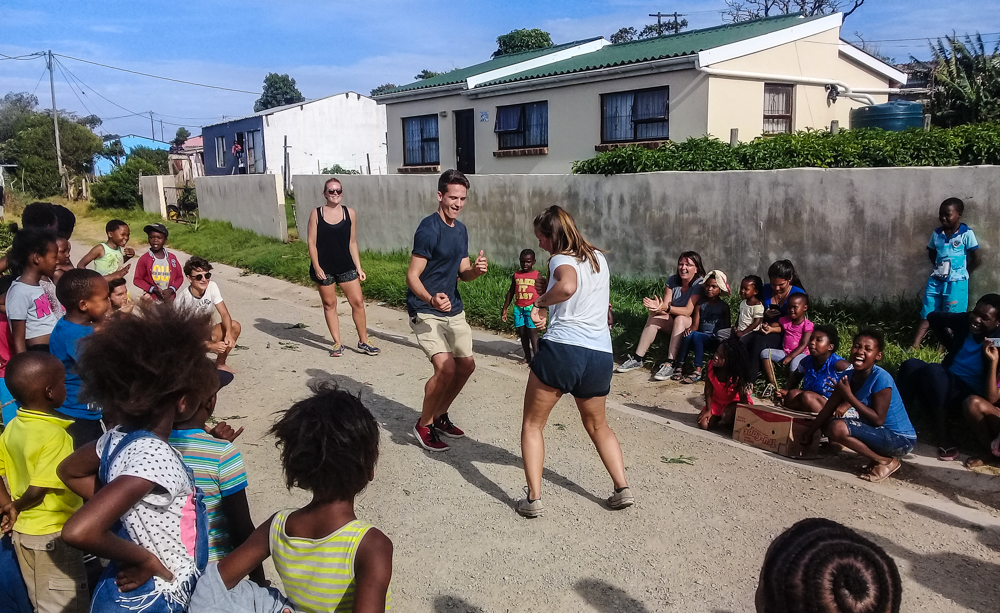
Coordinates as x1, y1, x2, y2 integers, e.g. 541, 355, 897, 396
169, 428, 248, 562
269, 510, 391, 612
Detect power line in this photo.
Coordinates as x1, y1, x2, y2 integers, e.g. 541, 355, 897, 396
53, 57, 97, 119
30, 66, 48, 97
0, 51, 44, 61
54, 53, 258, 95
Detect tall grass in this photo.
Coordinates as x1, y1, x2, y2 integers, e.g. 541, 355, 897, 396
74, 204, 941, 373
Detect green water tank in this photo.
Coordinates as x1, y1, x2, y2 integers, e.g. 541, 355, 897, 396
849, 101, 924, 131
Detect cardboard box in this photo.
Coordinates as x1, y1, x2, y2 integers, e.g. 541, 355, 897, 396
732, 403, 821, 459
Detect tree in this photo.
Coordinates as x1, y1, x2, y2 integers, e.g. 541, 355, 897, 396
852, 32, 894, 64
0, 112, 102, 196
493, 29, 553, 58
171, 127, 191, 148
321, 164, 359, 175
0, 92, 39, 143
723, 0, 865, 22
414, 69, 443, 80
91, 156, 158, 209
369, 83, 398, 97
129, 145, 170, 174
76, 114, 102, 130
924, 33, 1000, 127
100, 139, 126, 169
254, 73, 306, 112
611, 27, 637, 44
639, 19, 688, 38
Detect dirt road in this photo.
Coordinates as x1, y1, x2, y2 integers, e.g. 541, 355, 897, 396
77, 235, 1000, 612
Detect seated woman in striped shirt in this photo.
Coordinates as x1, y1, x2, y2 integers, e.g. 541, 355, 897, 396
217, 384, 393, 612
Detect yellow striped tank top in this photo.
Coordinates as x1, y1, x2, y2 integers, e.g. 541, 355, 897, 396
269, 509, 390, 612
93, 242, 124, 275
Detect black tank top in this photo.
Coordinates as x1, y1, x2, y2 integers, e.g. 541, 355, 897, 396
313, 206, 355, 275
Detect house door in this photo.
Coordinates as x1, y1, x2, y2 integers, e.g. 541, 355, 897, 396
455, 109, 475, 174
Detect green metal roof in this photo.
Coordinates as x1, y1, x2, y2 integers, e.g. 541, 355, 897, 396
476, 13, 824, 88
380, 37, 605, 95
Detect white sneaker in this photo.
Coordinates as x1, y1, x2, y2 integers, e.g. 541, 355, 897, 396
615, 355, 643, 373
653, 363, 675, 381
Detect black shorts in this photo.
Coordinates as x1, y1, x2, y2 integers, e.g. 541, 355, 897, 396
530, 339, 613, 399
309, 265, 359, 286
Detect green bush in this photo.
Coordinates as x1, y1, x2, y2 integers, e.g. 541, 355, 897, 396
129, 146, 170, 174
572, 123, 1000, 175
91, 157, 158, 209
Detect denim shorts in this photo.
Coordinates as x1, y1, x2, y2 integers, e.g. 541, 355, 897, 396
530, 339, 613, 399
840, 419, 915, 458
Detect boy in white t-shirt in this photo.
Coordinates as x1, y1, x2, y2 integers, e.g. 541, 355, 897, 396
174, 257, 241, 373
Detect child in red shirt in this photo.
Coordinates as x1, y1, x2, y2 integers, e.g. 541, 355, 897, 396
133, 224, 182, 303
502, 249, 547, 364
699, 337, 753, 431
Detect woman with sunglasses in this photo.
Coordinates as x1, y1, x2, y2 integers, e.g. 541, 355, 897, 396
174, 256, 242, 372
307, 178, 380, 357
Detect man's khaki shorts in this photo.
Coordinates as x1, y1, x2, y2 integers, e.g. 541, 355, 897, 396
409, 311, 474, 360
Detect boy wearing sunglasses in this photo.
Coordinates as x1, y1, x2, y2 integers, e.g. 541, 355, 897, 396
175, 256, 242, 373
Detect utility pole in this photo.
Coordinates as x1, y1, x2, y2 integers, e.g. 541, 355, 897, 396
160, 119, 164, 142
46, 50, 65, 194
648, 11, 685, 34
149, 112, 155, 140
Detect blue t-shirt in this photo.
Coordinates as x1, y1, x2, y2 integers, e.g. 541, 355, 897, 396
800, 352, 845, 398
49, 319, 99, 421
928, 224, 978, 282
760, 284, 806, 319
949, 335, 984, 392
847, 365, 916, 439
406, 213, 469, 317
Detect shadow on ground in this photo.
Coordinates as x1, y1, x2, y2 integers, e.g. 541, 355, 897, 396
432, 595, 485, 613
573, 578, 651, 613
304, 369, 608, 509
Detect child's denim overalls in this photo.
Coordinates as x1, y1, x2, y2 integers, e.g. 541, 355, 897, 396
90, 430, 208, 613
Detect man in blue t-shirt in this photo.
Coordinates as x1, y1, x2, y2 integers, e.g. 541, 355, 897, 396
898, 294, 1000, 461
406, 169, 488, 452
49, 269, 111, 448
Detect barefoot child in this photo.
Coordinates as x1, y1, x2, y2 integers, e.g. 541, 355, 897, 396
214, 384, 393, 610
802, 327, 917, 483
174, 257, 242, 373
0, 351, 89, 613
913, 197, 979, 348
778, 324, 850, 415
58, 307, 218, 611
134, 223, 182, 303
761, 293, 813, 394
674, 270, 732, 383
734, 275, 764, 340
698, 336, 752, 431
502, 249, 546, 364
6, 228, 60, 354
77, 219, 135, 280
50, 269, 111, 448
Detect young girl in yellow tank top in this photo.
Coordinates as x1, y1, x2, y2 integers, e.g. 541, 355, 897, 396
216, 384, 393, 611
76, 219, 135, 277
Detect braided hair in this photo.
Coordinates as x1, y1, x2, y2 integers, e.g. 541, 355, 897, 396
716, 335, 752, 394
758, 518, 902, 613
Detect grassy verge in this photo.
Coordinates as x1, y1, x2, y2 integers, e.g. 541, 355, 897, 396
63, 201, 941, 376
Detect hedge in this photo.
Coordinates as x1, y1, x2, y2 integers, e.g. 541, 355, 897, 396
571, 123, 1000, 175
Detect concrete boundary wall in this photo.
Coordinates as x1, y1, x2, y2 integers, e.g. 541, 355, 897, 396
139, 175, 174, 217
294, 167, 1000, 300
195, 175, 287, 242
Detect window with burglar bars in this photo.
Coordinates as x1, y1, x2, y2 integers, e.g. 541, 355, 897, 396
601, 87, 669, 143
494, 101, 548, 149
763, 84, 793, 135
403, 115, 440, 165
215, 136, 225, 168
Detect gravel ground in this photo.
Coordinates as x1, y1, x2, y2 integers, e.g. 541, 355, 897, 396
78, 237, 1000, 613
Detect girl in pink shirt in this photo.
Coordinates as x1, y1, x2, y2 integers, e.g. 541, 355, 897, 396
761, 293, 814, 394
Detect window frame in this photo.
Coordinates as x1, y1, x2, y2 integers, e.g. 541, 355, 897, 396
214, 135, 225, 168
600, 86, 670, 144
762, 83, 794, 135
494, 101, 548, 150
402, 114, 440, 166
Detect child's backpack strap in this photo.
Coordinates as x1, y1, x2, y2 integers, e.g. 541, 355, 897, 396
98, 429, 159, 486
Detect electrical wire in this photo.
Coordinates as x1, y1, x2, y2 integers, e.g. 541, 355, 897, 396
54, 57, 97, 119
30, 66, 48, 97
54, 53, 258, 95
0, 51, 44, 61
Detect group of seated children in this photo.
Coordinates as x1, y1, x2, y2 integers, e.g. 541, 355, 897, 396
0, 246, 392, 611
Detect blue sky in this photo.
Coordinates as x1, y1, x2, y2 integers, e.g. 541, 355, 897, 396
3, 0, 997, 140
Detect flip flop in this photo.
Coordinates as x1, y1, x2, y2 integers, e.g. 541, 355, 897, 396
670, 371, 684, 381
937, 446, 960, 461
681, 372, 703, 384
861, 458, 901, 483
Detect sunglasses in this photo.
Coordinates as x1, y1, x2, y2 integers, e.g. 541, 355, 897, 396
326, 189, 343, 195
190, 272, 212, 281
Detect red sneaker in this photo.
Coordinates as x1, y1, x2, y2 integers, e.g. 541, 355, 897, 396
434, 413, 465, 438
414, 421, 449, 452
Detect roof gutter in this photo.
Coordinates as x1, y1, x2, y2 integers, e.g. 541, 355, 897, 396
695, 61, 876, 105
373, 83, 468, 104
467, 55, 695, 99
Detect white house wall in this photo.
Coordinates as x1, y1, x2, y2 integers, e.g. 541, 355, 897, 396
262, 93, 388, 181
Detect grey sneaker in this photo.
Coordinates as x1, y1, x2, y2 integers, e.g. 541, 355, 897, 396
653, 362, 675, 381
615, 355, 643, 373
608, 487, 634, 509
516, 487, 543, 518
357, 341, 381, 356
330, 343, 344, 357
